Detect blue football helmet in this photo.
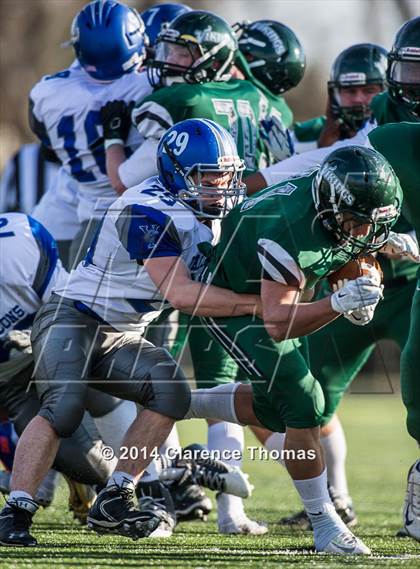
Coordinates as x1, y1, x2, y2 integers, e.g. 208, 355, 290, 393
157, 119, 246, 219
70, 0, 146, 81
141, 3, 192, 47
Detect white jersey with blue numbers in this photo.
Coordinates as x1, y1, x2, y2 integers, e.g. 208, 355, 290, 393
0, 213, 66, 341
54, 177, 213, 332
29, 66, 152, 222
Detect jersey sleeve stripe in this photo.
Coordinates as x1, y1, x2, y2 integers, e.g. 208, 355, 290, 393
133, 110, 172, 132
28, 216, 59, 299
257, 238, 305, 289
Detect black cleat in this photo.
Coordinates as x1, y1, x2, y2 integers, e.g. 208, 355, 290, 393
160, 444, 253, 498
87, 478, 162, 540
0, 497, 38, 547
332, 494, 358, 528
170, 481, 212, 521
277, 496, 357, 529
136, 480, 177, 537
278, 509, 311, 529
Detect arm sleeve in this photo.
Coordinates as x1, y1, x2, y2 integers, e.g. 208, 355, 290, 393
116, 204, 182, 261
118, 138, 159, 188
28, 97, 57, 160
261, 123, 375, 186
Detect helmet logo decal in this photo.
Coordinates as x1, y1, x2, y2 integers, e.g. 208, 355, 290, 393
323, 166, 355, 206
399, 46, 420, 59
251, 23, 286, 57
338, 72, 366, 84
122, 52, 142, 71
194, 26, 236, 50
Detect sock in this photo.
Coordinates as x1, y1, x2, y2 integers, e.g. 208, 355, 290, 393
264, 432, 286, 466
321, 423, 349, 499
293, 469, 347, 550
159, 425, 181, 458
108, 470, 135, 489
8, 490, 35, 503
185, 383, 243, 424
94, 400, 137, 453
208, 422, 245, 522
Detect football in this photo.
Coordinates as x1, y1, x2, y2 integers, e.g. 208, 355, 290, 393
328, 253, 383, 289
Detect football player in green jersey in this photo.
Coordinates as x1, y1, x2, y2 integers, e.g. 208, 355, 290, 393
368, 122, 420, 542
184, 145, 402, 554
102, 10, 274, 196
293, 43, 387, 151
244, 121, 420, 540
100, 9, 276, 534
371, 17, 420, 124
234, 19, 305, 129
233, 19, 305, 164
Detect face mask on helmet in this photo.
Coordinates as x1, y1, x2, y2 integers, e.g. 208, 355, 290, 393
149, 32, 203, 86
328, 44, 387, 131
312, 150, 401, 256
147, 11, 237, 88
176, 156, 246, 219
157, 120, 246, 219
387, 17, 420, 118
388, 58, 420, 117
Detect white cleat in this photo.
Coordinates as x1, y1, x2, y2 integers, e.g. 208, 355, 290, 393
399, 459, 420, 541
219, 469, 254, 499
218, 515, 268, 535
321, 531, 371, 555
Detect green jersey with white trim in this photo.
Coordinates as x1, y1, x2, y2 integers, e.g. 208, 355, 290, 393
371, 91, 420, 125
206, 172, 355, 294
369, 122, 420, 243
132, 79, 270, 174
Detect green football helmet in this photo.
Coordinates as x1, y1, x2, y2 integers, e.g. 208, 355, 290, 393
148, 10, 237, 87
312, 146, 402, 255
387, 17, 420, 119
328, 43, 388, 130
235, 20, 305, 95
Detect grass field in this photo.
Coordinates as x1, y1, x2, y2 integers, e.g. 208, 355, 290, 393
1, 395, 419, 569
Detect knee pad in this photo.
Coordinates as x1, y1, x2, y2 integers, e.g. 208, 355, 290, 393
140, 349, 191, 420
53, 415, 115, 485
39, 394, 86, 438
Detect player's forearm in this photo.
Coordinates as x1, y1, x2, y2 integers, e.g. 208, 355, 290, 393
244, 172, 268, 196
263, 296, 339, 341
170, 281, 260, 317
105, 144, 127, 195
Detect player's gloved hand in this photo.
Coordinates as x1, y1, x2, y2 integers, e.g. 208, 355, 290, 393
259, 116, 294, 162
330, 276, 383, 315
380, 231, 420, 263
100, 100, 134, 147
343, 305, 376, 326
2, 329, 32, 360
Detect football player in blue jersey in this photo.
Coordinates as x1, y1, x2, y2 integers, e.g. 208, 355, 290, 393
0, 120, 259, 546
29, 0, 150, 268
140, 2, 192, 58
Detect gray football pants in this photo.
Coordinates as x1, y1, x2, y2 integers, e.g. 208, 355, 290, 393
0, 365, 114, 486
31, 294, 191, 438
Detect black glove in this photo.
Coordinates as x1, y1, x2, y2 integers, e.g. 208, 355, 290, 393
100, 100, 134, 142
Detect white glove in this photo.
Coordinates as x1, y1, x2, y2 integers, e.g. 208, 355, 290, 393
380, 231, 420, 262
259, 116, 294, 162
343, 305, 376, 326
2, 329, 32, 360
330, 276, 383, 314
